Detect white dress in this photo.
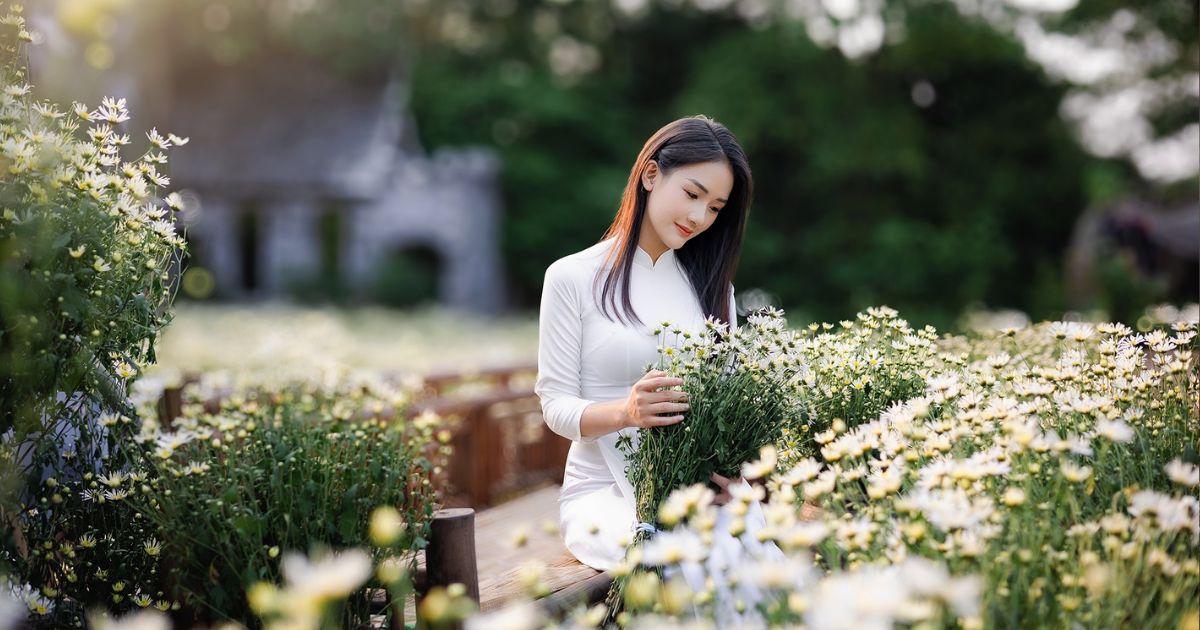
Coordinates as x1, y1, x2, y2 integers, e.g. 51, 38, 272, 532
534, 237, 738, 570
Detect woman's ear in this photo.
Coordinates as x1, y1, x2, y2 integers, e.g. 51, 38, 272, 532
641, 160, 659, 191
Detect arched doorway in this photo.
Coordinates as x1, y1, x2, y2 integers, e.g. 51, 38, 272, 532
368, 242, 443, 308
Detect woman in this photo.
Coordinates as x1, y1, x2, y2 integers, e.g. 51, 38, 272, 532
535, 115, 762, 571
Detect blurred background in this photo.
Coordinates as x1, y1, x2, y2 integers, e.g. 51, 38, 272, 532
21, 0, 1199, 368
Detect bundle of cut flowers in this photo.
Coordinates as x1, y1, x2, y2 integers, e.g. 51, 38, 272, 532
604, 307, 810, 618
619, 306, 809, 534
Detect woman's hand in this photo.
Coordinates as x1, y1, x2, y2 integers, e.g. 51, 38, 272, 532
620, 370, 690, 429
710, 473, 741, 506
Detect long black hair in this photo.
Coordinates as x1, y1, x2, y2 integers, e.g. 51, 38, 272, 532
595, 115, 753, 328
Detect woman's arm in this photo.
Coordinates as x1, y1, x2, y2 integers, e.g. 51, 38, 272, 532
534, 261, 691, 441
535, 261, 602, 443
579, 370, 689, 437
578, 399, 629, 438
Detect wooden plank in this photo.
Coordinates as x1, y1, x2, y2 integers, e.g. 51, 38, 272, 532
473, 484, 602, 612
376, 485, 602, 626
540, 571, 614, 618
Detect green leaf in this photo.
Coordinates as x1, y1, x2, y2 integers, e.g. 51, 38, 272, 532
338, 510, 358, 541
234, 515, 264, 538
51, 230, 72, 249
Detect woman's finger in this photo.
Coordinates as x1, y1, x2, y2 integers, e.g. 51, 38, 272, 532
638, 376, 684, 391
648, 390, 688, 403
647, 401, 689, 414
639, 370, 668, 383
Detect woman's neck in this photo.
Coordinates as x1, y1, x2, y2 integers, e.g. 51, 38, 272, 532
637, 222, 669, 264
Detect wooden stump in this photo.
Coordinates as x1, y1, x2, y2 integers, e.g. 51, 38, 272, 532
426, 507, 481, 603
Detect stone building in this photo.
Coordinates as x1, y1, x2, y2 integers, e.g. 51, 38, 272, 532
169, 53, 507, 314
29, 5, 508, 315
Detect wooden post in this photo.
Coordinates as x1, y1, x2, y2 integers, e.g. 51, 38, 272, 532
426, 508, 480, 604
157, 385, 183, 426
468, 408, 495, 507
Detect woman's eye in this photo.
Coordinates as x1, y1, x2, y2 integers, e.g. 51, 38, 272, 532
710, 207, 720, 213
685, 191, 698, 199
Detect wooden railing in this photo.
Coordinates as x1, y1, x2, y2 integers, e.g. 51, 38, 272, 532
399, 363, 567, 509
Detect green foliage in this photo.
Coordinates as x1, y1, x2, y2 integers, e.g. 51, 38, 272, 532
6, 377, 448, 628
130, 380, 448, 627
408, 46, 640, 305
580, 308, 1199, 629
0, 3, 186, 464
605, 309, 804, 621
9, 442, 167, 625
0, 7, 187, 623
167, 0, 415, 77
796, 315, 1200, 628
409, 5, 1094, 328
149, 0, 1195, 322
1095, 255, 1170, 327
624, 310, 803, 526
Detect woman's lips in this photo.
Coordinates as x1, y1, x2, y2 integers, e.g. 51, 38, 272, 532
675, 223, 693, 237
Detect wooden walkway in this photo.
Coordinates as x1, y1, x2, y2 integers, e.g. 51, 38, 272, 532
388, 484, 603, 625
475, 484, 601, 611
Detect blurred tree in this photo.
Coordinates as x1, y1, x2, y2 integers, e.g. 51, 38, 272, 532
407, 3, 1098, 327
673, 6, 1091, 326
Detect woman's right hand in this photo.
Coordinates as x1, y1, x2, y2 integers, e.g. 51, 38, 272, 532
621, 370, 689, 429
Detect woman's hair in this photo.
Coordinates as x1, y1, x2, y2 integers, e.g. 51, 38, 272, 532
594, 115, 753, 328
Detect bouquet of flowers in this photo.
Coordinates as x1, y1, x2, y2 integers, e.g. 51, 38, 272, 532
618, 307, 809, 527
606, 307, 809, 617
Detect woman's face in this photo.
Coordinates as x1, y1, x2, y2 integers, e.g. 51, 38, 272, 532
640, 159, 734, 252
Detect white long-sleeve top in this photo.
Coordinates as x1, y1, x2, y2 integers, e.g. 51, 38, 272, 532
535, 237, 736, 509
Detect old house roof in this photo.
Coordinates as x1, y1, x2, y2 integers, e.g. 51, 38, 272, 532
167, 51, 412, 200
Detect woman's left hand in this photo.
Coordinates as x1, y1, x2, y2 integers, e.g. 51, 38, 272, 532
710, 473, 744, 506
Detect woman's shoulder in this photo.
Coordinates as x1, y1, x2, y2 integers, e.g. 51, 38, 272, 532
544, 239, 613, 283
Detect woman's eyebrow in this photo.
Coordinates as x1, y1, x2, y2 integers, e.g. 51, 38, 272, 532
687, 178, 727, 203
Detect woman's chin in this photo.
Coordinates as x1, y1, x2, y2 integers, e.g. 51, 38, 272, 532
657, 232, 685, 249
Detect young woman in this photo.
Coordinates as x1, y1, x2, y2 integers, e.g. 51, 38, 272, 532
535, 115, 766, 571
